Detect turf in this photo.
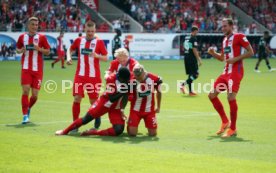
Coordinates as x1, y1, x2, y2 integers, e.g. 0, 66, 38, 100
0, 59, 276, 173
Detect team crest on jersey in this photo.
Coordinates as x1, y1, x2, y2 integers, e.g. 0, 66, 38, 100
91, 43, 95, 48
34, 38, 39, 44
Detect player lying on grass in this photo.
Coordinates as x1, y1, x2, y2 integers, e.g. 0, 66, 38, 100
127, 64, 162, 137
207, 18, 254, 138
16, 17, 51, 124
55, 67, 131, 136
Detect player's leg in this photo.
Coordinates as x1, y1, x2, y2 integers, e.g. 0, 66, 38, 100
82, 109, 125, 136
254, 54, 263, 72
56, 97, 109, 135
21, 85, 31, 124
221, 92, 238, 138
61, 54, 65, 68
144, 112, 158, 136
127, 110, 141, 137
21, 71, 32, 124
72, 78, 84, 122
208, 75, 229, 135
222, 75, 242, 138
264, 56, 273, 71
51, 51, 61, 68
89, 98, 101, 129
81, 124, 125, 136
56, 112, 94, 135
181, 73, 198, 95
86, 78, 102, 129
72, 95, 82, 121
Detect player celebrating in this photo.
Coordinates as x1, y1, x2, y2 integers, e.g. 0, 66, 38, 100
105, 47, 138, 79
254, 31, 275, 73
127, 64, 162, 137
180, 26, 202, 96
66, 21, 108, 131
16, 17, 51, 124
55, 67, 131, 136
51, 31, 65, 69
208, 18, 254, 138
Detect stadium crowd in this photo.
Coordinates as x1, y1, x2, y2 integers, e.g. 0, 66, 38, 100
110, 0, 250, 33
0, 0, 110, 32
234, 0, 276, 33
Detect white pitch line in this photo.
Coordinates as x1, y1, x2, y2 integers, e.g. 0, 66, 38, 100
0, 114, 213, 126
0, 97, 217, 115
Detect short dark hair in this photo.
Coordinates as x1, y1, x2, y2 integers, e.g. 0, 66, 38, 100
222, 18, 234, 26
264, 31, 269, 35
191, 26, 199, 32
85, 21, 96, 27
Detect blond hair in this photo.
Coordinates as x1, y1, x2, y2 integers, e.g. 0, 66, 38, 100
114, 48, 129, 58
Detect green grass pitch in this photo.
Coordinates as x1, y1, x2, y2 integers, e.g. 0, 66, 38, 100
0, 59, 276, 173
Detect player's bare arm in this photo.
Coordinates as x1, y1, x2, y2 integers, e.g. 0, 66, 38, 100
16, 47, 26, 54
226, 45, 254, 64
66, 48, 75, 65
155, 89, 162, 113
120, 93, 129, 120
92, 52, 108, 61
208, 48, 224, 61
34, 44, 50, 55
192, 47, 202, 66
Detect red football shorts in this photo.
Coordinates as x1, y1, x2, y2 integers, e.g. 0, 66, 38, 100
213, 73, 243, 93
57, 50, 65, 57
21, 70, 43, 90
87, 96, 124, 126
128, 110, 157, 129
73, 76, 102, 99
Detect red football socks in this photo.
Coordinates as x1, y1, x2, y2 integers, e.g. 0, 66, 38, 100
210, 97, 229, 123
72, 102, 80, 121
96, 127, 117, 136
229, 99, 238, 130
29, 96, 37, 108
63, 118, 83, 134
21, 94, 29, 115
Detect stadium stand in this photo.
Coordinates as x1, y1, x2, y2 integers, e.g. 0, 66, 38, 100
234, 0, 276, 33
0, 0, 110, 32
109, 0, 248, 33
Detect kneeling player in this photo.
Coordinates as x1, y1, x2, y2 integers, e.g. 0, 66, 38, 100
127, 64, 162, 137
55, 67, 130, 136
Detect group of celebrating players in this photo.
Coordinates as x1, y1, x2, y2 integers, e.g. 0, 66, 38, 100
16, 17, 162, 137
16, 16, 258, 138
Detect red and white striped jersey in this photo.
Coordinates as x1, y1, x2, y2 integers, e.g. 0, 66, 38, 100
222, 33, 250, 76
16, 33, 50, 73
108, 57, 138, 78
70, 36, 107, 78
57, 36, 64, 52
131, 73, 162, 113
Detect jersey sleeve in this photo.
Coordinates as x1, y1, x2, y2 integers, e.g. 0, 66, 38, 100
16, 35, 24, 49
96, 40, 108, 55
192, 37, 198, 49
149, 73, 163, 90
238, 34, 250, 48
108, 60, 117, 72
41, 35, 50, 49
70, 38, 80, 51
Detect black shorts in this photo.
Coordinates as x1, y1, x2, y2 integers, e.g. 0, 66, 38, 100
184, 57, 198, 75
